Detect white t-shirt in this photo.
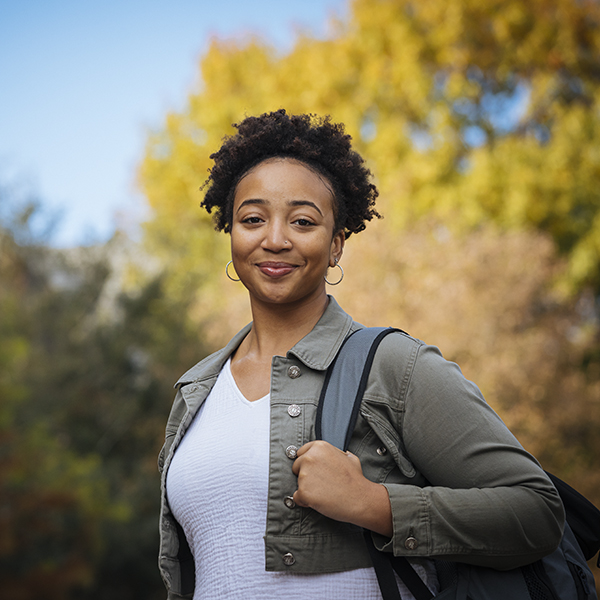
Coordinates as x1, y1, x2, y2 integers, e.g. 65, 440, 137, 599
166, 359, 437, 600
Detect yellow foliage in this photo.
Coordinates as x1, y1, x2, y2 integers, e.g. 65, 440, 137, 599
139, 0, 600, 295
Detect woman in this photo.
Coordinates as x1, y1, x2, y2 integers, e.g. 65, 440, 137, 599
158, 110, 564, 600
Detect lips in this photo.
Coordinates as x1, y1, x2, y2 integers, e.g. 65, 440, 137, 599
257, 261, 297, 277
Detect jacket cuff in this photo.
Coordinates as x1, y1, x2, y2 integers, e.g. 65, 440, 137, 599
377, 483, 430, 556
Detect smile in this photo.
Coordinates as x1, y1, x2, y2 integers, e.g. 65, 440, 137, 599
257, 262, 298, 278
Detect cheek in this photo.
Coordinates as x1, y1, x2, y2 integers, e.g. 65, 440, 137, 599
311, 237, 336, 267
229, 231, 249, 264
230, 223, 250, 247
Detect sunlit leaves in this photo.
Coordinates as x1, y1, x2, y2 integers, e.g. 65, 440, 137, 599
139, 0, 600, 294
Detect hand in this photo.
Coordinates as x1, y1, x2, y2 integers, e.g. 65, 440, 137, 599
291, 440, 393, 537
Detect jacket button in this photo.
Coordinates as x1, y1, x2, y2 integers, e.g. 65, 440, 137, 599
284, 495, 296, 509
377, 446, 387, 456
189, 385, 198, 393
285, 445, 298, 459
405, 536, 418, 550
288, 404, 301, 417
287, 365, 301, 379
282, 552, 296, 566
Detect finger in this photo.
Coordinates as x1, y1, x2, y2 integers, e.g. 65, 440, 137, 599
295, 440, 316, 457
291, 455, 302, 475
292, 489, 309, 508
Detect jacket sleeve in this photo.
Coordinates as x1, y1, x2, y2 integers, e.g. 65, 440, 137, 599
376, 342, 565, 570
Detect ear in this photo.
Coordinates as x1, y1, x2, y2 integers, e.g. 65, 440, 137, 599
329, 230, 345, 267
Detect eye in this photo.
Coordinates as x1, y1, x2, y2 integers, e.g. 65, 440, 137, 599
294, 218, 315, 227
241, 216, 263, 224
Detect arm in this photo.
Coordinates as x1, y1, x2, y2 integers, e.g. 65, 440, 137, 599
374, 341, 564, 569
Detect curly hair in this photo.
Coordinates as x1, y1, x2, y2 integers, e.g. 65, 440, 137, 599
200, 109, 381, 238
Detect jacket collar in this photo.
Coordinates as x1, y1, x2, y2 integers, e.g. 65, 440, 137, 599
175, 296, 356, 386
286, 296, 356, 370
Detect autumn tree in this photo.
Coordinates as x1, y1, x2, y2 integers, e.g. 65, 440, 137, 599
141, 0, 600, 295
0, 194, 208, 599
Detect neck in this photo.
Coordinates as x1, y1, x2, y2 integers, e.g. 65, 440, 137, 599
242, 291, 330, 359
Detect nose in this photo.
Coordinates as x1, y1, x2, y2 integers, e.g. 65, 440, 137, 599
261, 220, 289, 252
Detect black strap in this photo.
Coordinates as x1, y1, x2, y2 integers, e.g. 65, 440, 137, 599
389, 554, 435, 600
363, 530, 402, 600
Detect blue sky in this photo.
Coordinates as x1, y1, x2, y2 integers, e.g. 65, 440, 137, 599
0, 0, 347, 246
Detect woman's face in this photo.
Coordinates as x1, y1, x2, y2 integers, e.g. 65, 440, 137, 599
230, 157, 344, 308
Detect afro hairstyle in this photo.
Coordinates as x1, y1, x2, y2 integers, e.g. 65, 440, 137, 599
200, 109, 381, 238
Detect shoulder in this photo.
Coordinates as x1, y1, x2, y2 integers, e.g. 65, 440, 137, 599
366, 328, 475, 401
368, 328, 426, 374
374, 329, 460, 375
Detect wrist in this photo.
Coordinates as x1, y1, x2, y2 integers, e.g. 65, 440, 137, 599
351, 480, 393, 538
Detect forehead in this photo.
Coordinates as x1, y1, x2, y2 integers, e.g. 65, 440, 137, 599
233, 158, 335, 207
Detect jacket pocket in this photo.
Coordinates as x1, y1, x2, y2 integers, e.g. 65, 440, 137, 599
360, 405, 416, 478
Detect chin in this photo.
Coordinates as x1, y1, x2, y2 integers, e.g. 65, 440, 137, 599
254, 285, 326, 307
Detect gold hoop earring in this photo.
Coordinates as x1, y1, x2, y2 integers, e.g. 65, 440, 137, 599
324, 258, 344, 286
225, 260, 240, 282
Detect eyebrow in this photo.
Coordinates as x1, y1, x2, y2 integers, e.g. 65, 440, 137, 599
236, 199, 323, 216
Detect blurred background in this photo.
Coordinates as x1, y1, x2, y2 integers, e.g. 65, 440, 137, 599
1, 0, 599, 598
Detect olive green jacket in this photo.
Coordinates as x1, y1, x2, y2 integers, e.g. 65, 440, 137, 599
158, 297, 564, 599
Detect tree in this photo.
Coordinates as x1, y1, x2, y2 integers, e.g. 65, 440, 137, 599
0, 197, 209, 599
0, 204, 114, 598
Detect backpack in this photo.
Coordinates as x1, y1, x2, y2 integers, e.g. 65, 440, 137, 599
315, 327, 600, 600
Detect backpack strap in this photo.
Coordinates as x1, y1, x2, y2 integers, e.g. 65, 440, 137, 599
316, 327, 401, 450
316, 326, 434, 600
